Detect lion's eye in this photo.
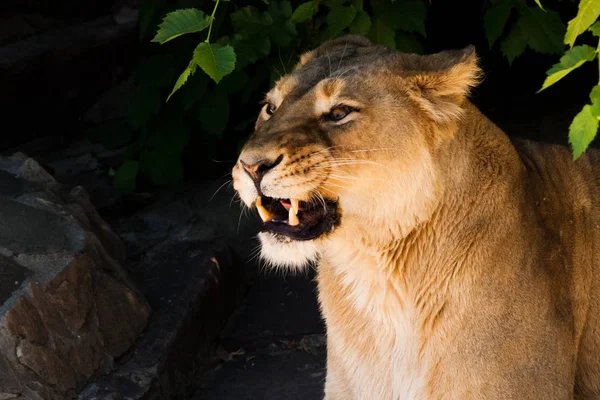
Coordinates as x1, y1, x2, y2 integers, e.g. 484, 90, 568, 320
327, 105, 355, 122
266, 103, 277, 115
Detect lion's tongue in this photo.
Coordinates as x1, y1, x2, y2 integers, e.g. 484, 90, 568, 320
280, 199, 300, 212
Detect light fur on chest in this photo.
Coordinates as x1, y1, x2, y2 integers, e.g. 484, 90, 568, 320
319, 247, 434, 400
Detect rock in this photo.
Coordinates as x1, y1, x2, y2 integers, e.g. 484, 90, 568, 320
0, 154, 150, 399
78, 180, 258, 399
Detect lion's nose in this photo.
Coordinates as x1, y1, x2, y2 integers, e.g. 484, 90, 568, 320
240, 154, 284, 183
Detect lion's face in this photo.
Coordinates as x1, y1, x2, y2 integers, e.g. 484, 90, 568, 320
232, 35, 480, 269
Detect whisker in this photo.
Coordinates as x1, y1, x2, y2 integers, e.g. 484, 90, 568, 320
347, 147, 395, 153
310, 145, 342, 155
327, 173, 360, 181
325, 158, 384, 165
247, 244, 263, 264
335, 42, 349, 77
209, 179, 232, 202
322, 181, 348, 190
230, 191, 240, 207
320, 186, 340, 197
336, 64, 364, 79
316, 161, 383, 168
278, 48, 287, 75
329, 157, 384, 163
309, 189, 328, 213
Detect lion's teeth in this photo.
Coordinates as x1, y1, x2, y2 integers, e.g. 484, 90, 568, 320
255, 198, 274, 222
291, 198, 299, 215
288, 207, 300, 226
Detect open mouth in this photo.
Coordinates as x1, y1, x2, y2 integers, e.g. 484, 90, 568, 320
255, 196, 339, 241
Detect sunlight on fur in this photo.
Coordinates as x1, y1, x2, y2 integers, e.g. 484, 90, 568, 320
232, 34, 600, 399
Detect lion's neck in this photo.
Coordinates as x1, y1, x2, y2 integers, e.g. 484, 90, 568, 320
321, 101, 523, 318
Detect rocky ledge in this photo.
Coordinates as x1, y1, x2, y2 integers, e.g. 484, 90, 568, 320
0, 153, 150, 400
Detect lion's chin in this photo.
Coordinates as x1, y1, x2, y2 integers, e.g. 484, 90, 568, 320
258, 231, 320, 272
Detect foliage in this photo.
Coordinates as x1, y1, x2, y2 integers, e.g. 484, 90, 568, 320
538, 0, 600, 159
484, 1, 565, 64
96, 0, 597, 192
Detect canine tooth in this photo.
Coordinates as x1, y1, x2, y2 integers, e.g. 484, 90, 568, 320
291, 198, 299, 215
255, 198, 274, 222
288, 207, 300, 226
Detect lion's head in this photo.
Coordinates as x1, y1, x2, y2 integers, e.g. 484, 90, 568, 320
232, 35, 481, 270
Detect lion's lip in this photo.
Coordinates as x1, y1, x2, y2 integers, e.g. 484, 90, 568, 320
255, 196, 339, 241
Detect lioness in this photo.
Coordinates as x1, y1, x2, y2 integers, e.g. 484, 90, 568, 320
232, 35, 600, 399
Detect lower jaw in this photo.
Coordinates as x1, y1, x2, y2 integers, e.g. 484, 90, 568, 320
258, 231, 320, 269
261, 224, 331, 241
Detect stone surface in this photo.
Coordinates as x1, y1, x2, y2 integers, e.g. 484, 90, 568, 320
192, 269, 326, 400
197, 335, 326, 400
0, 153, 150, 400
78, 181, 256, 399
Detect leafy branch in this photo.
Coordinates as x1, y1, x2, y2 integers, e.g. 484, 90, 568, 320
538, 0, 600, 159
152, 0, 236, 101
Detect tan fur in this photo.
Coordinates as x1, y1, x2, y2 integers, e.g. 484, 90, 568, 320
232, 35, 600, 399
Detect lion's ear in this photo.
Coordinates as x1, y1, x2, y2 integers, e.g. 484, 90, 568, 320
403, 46, 481, 124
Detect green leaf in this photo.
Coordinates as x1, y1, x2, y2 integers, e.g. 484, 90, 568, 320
589, 21, 600, 37
483, 2, 513, 48
327, 5, 357, 37
86, 119, 133, 149
268, 0, 291, 20
136, 54, 178, 89
255, 35, 272, 56
388, 0, 427, 37
291, 1, 318, 23
199, 87, 230, 137
180, 72, 208, 111
139, 0, 166, 40
139, 150, 184, 185
565, 0, 600, 47
231, 34, 270, 67
351, 0, 363, 11
518, 7, 565, 55
501, 22, 527, 64
534, 0, 544, 10
395, 32, 423, 54
167, 60, 197, 101
569, 105, 598, 159
538, 45, 596, 91
152, 8, 211, 44
349, 10, 371, 35
373, 0, 427, 37
590, 85, 600, 117
270, 20, 297, 46
324, 0, 345, 8
368, 18, 395, 49
280, 1, 293, 18
127, 85, 162, 128
113, 160, 139, 193
231, 6, 269, 35
193, 42, 236, 84
221, 70, 250, 94
138, 121, 190, 186
148, 120, 190, 156
591, 85, 600, 104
